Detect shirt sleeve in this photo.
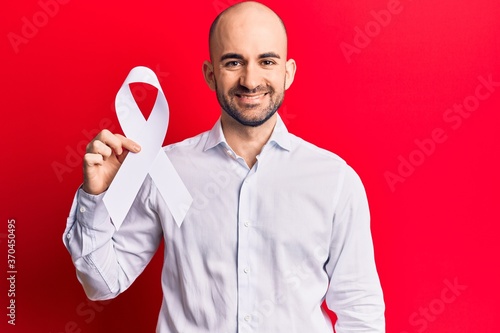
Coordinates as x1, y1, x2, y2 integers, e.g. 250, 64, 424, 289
325, 165, 385, 332
62, 177, 163, 301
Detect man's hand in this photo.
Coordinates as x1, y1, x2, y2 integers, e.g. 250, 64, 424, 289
83, 129, 141, 195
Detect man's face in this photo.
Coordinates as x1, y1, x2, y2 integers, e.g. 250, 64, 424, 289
204, 8, 295, 127
214, 61, 285, 127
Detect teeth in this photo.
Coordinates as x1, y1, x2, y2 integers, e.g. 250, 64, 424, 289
241, 94, 264, 99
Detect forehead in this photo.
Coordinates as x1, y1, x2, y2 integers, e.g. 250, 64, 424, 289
212, 11, 287, 59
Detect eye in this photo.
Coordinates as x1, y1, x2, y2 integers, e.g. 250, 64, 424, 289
261, 60, 276, 66
224, 60, 241, 68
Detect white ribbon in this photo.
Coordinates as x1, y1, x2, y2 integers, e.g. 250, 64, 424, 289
103, 66, 192, 229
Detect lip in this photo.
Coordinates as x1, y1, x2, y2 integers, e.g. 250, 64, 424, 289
235, 92, 268, 102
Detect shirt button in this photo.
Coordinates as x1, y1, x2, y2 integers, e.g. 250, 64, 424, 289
79, 207, 86, 213
244, 221, 250, 227
243, 267, 250, 274
244, 315, 251, 322
66, 233, 71, 239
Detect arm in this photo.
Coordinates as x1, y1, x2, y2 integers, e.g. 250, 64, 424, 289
62, 130, 163, 300
325, 165, 385, 332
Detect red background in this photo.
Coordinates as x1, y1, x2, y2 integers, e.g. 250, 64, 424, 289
1, 0, 499, 332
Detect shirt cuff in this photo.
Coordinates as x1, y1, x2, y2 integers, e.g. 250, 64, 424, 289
76, 187, 111, 229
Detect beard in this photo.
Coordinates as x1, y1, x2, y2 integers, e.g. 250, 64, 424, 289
215, 80, 285, 127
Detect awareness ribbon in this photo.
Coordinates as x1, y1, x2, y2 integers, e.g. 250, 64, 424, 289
103, 66, 192, 229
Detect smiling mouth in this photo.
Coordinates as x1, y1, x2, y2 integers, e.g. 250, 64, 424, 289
235, 93, 268, 100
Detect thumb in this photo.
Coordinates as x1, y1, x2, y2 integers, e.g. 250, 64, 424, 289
116, 149, 131, 164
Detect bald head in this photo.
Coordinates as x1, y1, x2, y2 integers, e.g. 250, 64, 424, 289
202, 1, 296, 128
209, 1, 288, 60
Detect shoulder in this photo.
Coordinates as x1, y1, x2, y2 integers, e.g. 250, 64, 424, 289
288, 133, 363, 187
162, 130, 210, 154
288, 133, 346, 166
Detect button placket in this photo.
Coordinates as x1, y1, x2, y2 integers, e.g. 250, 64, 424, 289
237, 171, 257, 331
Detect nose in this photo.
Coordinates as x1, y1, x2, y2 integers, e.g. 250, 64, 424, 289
239, 62, 261, 91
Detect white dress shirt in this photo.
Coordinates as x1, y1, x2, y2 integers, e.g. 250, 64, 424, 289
63, 115, 385, 333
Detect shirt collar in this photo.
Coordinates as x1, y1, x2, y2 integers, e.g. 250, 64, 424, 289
268, 114, 291, 151
203, 114, 292, 153
203, 117, 226, 152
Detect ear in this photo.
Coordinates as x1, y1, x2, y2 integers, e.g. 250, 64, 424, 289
284, 58, 297, 90
202, 60, 216, 91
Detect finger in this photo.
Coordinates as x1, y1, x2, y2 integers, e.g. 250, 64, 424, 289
115, 134, 141, 154
96, 129, 127, 155
87, 140, 113, 159
83, 153, 104, 168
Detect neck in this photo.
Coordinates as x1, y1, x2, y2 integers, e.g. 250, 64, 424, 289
221, 112, 277, 168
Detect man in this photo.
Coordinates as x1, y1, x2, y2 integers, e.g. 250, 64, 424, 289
63, 1, 385, 332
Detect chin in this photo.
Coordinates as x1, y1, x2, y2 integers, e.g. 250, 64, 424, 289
233, 110, 277, 127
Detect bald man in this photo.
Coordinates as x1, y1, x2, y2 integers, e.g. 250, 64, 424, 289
63, 2, 385, 332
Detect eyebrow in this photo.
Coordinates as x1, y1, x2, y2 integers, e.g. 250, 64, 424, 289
219, 52, 281, 62
220, 53, 244, 62
259, 52, 281, 59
